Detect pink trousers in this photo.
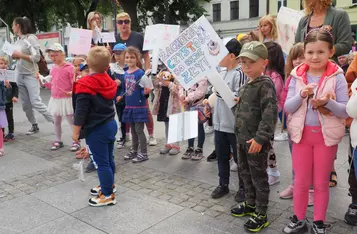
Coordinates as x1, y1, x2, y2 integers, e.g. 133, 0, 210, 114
293, 126, 337, 222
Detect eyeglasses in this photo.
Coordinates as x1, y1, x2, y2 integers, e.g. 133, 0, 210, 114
117, 20, 130, 25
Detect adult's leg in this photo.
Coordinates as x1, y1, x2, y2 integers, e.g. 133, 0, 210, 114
17, 75, 37, 125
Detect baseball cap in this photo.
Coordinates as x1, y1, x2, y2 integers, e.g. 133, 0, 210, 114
238, 41, 268, 61
80, 63, 88, 71
113, 43, 127, 51
46, 43, 64, 53
225, 39, 242, 57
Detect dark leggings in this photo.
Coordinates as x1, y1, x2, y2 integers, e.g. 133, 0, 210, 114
188, 123, 205, 149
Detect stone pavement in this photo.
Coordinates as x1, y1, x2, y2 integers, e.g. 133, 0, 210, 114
0, 89, 356, 234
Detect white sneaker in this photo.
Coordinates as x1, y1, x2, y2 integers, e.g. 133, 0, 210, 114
148, 136, 157, 146
274, 132, 288, 141
268, 175, 280, 186
204, 126, 214, 134
230, 159, 238, 172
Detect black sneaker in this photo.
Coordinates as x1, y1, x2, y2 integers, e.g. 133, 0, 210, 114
206, 150, 217, 162
311, 221, 328, 234
244, 212, 269, 232
26, 124, 39, 135
182, 147, 194, 160
117, 138, 126, 149
231, 201, 256, 217
283, 215, 308, 233
235, 186, 245, 203
345, 204, 357, 226
211, 184, 229, 199
85, 161, 96, 173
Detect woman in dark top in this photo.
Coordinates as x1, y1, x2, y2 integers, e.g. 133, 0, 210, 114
87, 11, 111, 48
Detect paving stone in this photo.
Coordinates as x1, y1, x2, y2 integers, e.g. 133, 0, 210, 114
204, 209, 221, 217
193, 205, 207, 213
158, 194, 172, 201
180, 201, 197, 208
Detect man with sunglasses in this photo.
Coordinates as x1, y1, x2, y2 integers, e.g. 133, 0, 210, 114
115, 12, 150, 70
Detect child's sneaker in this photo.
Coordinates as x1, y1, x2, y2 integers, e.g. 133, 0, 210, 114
280, 185, 294, 199
4, 133, 15, 142
117, 138, 126, 149
0, 148, 4, 157
132, 153, 148, 163
169, 145, 180, 155
308, 189, 314, 206
283, 215, 308, 233
88, 193, 116, 207
160, 144, 171, 154
234, 186, 245, 203
70, 142, 81, 152
182, 147, 194, 160
268, 175, 280, 186
191, 148, 203, 161
148, 136, 157, 146
231, 202, 256, 217
244, 212, 269, 232
51, 141, 64, 150
90, 185, 117, 196
311, 221, 328, 234
344, 203, 357, 226
124, 151, 137, 160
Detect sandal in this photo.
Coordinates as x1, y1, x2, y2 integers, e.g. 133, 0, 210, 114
329, 171, 337, 187
0, 148, 4, 157
70, 142, 81, 152
51, 141, 64, 151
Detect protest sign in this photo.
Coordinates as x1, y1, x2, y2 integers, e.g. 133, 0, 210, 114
159, 16, 228, 90
37, 32, 61, 61
101, 32, 116, 43
68, 28, 92, 55
167, 111, 198, 144
1, 41, 14, 56
0, 69, 16, 82
208, 70, 236, 109
277, 7, 304, 54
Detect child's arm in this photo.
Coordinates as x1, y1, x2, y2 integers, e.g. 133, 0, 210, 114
73, 93, 91, 140
284, 78, 304, 113
254, 81, 278, 146
10, 82, 19, 101
270, 71, 284, 97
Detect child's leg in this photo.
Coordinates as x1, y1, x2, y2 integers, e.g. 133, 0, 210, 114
145, 100, 154, 136
135, 122, 147, 154
131, 123, 139, 152
108, 138, 116, 175
164, 121, 169, 143
0, 128, 3, 149
5, 103, 14, 134
293, 129, 314, 220
64, 115, 74, 129
53, 115, 63, 142
197, 123, 205, 149
215, 131, 231, 186
313, 139, 337, 222
349, 141, 357, 204
228, 133, 244, 187
278, 111, 287, 129
267, 138, 280, 178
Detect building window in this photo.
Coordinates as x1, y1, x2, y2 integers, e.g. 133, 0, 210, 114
213, 3, 221, 22
230, 1, 239, 20
278, 0, 287, 12
250, 0, 259, 18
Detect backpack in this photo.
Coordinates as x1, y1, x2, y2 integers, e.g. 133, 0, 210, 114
38, 50, 49, 76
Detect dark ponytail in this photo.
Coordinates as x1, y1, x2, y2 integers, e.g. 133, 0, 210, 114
13, 17, 35, 35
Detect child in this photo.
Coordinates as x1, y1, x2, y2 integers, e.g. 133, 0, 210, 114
111, 43, 127, 149
43, 43, 80, 151
346, 78, 357, 226
338, 54, 349, 74
0, 56, 18, 142
283, 29, 349, 234
208, 39, 247, 201
73, 56, 86, 81
0, 57, 10, 155
180, 79, 208, 161
230, 41, 277, 232
120, 46, 151, 163
152, 70, 181, 155
72, 46, 118, 206
259, 15, 278, 43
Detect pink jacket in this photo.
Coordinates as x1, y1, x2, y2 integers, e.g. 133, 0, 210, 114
287, 62, 346, 146
152, 78, 182, 116
281, 75, 293, 113
265, 69, 284, 112
45, 62, 75, 98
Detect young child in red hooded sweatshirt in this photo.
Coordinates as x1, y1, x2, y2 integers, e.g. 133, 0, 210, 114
72, 46, 118, 207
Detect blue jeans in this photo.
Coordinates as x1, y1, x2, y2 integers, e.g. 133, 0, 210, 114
86, 120, 118, 196
188, 123, 205, 149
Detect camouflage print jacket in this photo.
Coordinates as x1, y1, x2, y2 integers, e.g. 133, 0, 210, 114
233, 75, 278, 145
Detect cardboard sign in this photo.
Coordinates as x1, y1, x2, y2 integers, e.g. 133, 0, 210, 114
0, 69, 16, 82
208, 70, 237, 109
159, 16, 228, 90
277, 7, 304, 54
37, 32, 61, 61
167, 111, 198, 144
101, 32, 116, 43
68, 28, 92, 55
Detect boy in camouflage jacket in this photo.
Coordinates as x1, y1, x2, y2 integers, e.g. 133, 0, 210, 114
230, 41, 278, 233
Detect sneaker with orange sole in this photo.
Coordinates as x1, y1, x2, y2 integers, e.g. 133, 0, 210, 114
89, 193, 116, 207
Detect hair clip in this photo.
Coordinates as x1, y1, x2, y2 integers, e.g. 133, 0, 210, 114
305, 25, 334, 41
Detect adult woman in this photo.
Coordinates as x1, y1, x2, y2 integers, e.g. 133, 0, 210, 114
295, 0, 351, 61
87, 11, 110, 48
12, 17, 53, 135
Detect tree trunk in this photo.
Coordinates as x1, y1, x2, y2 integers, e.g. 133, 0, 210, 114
119, 0, 139, 32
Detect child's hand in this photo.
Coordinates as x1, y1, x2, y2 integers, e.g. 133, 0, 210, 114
246, 138, 262, 154
66, 91, 73, 97
76, 147, 89, 159
116, 96, 123, 103
4, 80, 10, 88
12, 97, 18, 103
202, 99, 208, 105
204, 105, 211, 118
36, 73, 40, 80
300, 83, 318, 98
144, 88, 151, 95
234, 97, 240, 103
115, 79, 121, 86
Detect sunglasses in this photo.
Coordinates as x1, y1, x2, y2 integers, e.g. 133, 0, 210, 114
117, 20, 130, 25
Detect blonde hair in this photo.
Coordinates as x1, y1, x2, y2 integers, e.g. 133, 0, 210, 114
259, 15, 278, 42
117, 12, 131, 20
124, 46, 142, 69
87, 11, 102, 29
0, 56, 9, 65
302, 0, 332, 15
285, 43, 304, 77
349, 52, 357, 64
87, 46, 111, 73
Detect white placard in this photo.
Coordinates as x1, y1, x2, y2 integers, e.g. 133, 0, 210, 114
167, 111, 198, 144
0, 69, 16, 82
68, 28, 92, 55
1, 41, 14, 56
208, 70, 237, 109
277, 7, 304, 54
159, 16, 228, 90
143, 24, 180, 51
101, 32, 116, 43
